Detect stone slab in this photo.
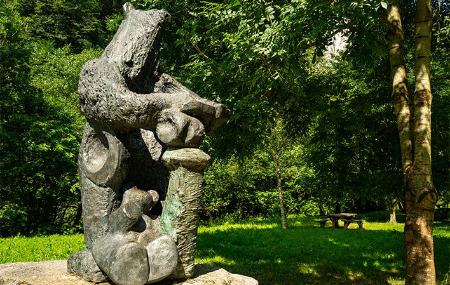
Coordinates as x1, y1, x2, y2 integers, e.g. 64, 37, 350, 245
0, 260, 102, 285
174, 268, 258, 285
0, 261, 258, 285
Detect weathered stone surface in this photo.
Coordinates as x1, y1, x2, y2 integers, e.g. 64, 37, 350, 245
0, 261, 258, 285
175, 268, 258, 285
161, 149, 211, 172
69, 2, 228, 285
0, 260, 103, 285
67, 250, 108, 283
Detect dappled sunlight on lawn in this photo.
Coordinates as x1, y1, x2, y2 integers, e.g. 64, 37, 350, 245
0, 216, 448, 284
298, 263, 320, 277
195, 216, 450, 285
197, 255, 237, 266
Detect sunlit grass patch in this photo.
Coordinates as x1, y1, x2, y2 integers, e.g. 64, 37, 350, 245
195, 215, 449, 285
298, 263, 320, 277
196, 255, 236, 266
364, 222, 404, 232
198, 221, 278, 234
0, 234, 84, 264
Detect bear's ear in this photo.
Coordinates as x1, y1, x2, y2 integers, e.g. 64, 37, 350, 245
123, 2, 135, 15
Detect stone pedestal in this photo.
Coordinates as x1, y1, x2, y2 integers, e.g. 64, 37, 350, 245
0, 260, 100, 285
0, 261, 258, 285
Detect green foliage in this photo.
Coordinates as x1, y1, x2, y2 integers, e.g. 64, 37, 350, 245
1, 42, 100, 235
359, 210, 406, 223
301, 58, 404, 212
431, 12, 450, 205
16, 0, 104, 50
202, 135, 317, 220
0, 3, 101, 236
0, 1, 33, 122
0, 0, 448, 236
0, 204, 28, 236
202, 156, 269, 220
30, 42, 102, 129
0, 2, 38, 236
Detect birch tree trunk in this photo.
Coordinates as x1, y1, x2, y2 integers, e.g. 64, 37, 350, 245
273, 150, 288, 230
388, 196, 398, 224
387, 2, 438, 284
404, 0, 438, 284
387, 4, 412, 175
269, 117, 288, 230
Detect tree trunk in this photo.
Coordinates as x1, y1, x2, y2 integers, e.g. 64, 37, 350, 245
388, 197, 398, 224
404, 1, 437, 284
387, 2, 437, 284
334, 202, 341, 214
318, 203, 325, 216
387, 4, 413, 174
273, 151, 288, 230
269, 117, 288, 230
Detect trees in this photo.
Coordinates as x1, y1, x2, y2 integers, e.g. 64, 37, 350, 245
0, 1, 103, 236
387, 1, 437, 283
0, 1, 448, 268
432, 3, 450, 209
0, 2, 34, 235
16, 0, 104, 51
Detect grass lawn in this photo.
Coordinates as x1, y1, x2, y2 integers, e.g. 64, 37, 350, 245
0, 216, 449, 284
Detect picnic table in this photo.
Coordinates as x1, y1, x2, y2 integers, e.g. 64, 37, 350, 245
316, 213, 365, 229
328, 213, 357, 228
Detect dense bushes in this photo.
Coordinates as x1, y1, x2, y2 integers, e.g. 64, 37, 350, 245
201, 145, 320, 221
0, 43, 99, 235
0, 2, 101, 236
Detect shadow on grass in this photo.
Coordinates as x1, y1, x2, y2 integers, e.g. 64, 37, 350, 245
195, 217, 450, 285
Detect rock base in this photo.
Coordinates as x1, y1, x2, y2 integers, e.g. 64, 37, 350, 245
0, 261, 258, 285
174, 267, 258, 285
0, 260, 98, 285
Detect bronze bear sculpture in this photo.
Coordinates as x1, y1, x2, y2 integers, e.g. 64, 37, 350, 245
67, 3, 227, 285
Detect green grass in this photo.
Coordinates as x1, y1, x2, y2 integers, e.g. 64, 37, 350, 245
1, 216, 449, 284
196, 216, 450, 284
0, 234, 84, 263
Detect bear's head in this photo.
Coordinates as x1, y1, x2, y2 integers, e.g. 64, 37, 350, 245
103, 3, 170, 92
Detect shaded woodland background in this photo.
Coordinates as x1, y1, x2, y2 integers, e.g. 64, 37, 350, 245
0, 0, 448, 236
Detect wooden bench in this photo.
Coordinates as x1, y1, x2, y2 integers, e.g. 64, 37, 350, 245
343, 219, 365, 229
316, 219, 329, 228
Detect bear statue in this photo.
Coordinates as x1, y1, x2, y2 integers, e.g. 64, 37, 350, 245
67, 3, 227, 285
